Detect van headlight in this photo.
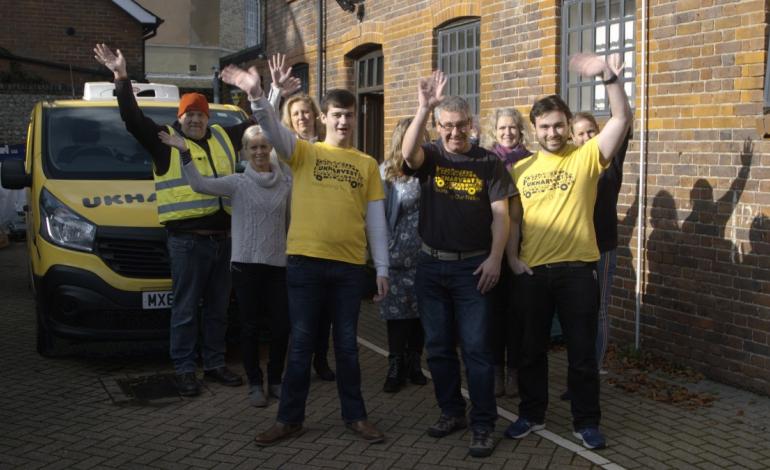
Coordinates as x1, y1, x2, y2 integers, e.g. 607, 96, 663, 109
40, 188, 96, 252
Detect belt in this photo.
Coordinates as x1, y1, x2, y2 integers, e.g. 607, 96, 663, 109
172, 229, 230, 240
420, 243, 487, 261
535, 261, 593, 269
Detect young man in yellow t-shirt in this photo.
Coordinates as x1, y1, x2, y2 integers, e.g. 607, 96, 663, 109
504, 53, 632, 450
221, 64, 389, 445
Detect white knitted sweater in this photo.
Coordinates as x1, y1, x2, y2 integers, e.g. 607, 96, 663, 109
182, 156, 291, 266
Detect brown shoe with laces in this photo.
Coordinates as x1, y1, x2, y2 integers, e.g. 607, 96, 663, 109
254, 422, 305, 447
346, 420, 385, 443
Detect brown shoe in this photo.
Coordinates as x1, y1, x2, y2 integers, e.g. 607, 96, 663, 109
254, 422, 305, 447
346, 420, 385, 443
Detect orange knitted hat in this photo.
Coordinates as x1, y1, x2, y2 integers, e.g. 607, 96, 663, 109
177, 93, 209, 118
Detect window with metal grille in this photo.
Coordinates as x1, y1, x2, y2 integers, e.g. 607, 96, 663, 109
562, 0, 635, 113
292, 62, 309, 94
245, 0, 264, 48
437, 19, 480, 116
356, 50, 383, 94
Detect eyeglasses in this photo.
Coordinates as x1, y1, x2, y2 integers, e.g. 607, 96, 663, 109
437, 120, 470, 132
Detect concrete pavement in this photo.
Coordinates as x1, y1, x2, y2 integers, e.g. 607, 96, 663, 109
1, 241, 769, 469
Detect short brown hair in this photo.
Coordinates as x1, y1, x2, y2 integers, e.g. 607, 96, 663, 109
320, 89, 356, 113
529, 95, 572, 125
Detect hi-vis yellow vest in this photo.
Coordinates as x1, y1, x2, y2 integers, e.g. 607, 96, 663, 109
154, 125, 235, 223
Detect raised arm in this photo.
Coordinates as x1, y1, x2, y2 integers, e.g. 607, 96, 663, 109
267, 53, 302, 113
158, 131, 236, 197
94, 43, 171, 173
221, 64, 297, 160
569, 53, 631, 166
402, 71, 446, 170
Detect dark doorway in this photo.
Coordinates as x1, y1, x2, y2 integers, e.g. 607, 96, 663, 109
358, 93, 384, 162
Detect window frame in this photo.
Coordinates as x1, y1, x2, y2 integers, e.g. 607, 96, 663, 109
436, 19, 481, 116
561, 0, 636, 114
245, 0, 265, 48
764, 33, 770, 110
355, 50, 384, 94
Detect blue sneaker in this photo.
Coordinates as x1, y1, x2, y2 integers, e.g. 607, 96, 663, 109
504, 418, 545, 439
573, 427, 606, 449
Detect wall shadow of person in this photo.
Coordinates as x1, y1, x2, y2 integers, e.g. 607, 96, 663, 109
641, 139, 754, 366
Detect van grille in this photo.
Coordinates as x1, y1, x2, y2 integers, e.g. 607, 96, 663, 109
96, 229, 170, 278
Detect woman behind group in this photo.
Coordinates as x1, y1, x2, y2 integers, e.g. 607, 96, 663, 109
158, 125, 292, 407
483, 107, 532, 398
379, 117, 429, 393
571, 112, 630, 375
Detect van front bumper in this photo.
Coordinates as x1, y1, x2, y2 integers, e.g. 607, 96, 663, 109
36, 265, 169, 341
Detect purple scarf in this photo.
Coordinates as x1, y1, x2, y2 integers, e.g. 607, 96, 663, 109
491, 143, 532, 172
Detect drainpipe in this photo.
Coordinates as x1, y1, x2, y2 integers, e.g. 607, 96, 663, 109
317, 0, 325, 102
635, 0, 648, 351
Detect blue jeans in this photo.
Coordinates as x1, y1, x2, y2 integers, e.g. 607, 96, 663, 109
167, 233, 231, 374
596, 249, 617, 370
515, 263, 600, 429
416, 252, 497, 432
277, 256, 368, 425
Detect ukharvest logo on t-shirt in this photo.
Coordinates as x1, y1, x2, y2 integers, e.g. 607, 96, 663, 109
432, 165, 483, 201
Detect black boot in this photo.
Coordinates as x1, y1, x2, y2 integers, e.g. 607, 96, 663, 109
406, 351, 428, 385
383, 354, 406, 393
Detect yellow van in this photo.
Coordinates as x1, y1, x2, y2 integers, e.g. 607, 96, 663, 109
1, 82, 247, 356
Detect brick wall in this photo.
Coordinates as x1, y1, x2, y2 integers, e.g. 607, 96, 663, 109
0, 0, 146, 86
248, 0, 770, 394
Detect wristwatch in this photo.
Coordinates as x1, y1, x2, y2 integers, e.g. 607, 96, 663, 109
602, 74, 619, 86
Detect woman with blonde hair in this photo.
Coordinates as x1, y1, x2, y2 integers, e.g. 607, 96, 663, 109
485, 107, 532, 398
379, 117, 430, 393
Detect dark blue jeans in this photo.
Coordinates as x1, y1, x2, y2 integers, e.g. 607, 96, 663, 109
277, 256, 368, 425
416, 252, 497, 432
167, 233, 231, 374
515, 263, 601, 429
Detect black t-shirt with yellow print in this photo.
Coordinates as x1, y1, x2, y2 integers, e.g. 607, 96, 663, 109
404, 140, 517, 252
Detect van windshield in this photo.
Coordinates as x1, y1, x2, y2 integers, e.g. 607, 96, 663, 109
43, 106, 246, 180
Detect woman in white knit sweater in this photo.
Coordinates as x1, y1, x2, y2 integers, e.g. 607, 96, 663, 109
159, 125, 291, 407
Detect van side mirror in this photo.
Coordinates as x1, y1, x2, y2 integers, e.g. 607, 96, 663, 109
1, 160, 31, 189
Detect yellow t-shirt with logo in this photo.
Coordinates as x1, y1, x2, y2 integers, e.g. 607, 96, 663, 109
512, 138, 607, 267
287, 139, 384, 265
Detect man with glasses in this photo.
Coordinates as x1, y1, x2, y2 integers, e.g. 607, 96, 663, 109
400, 71, 516, 458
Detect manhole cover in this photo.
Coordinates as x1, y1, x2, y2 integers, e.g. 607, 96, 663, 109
102, 373, 186, 405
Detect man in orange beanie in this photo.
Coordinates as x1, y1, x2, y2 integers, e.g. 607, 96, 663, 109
94, 44, 271, 396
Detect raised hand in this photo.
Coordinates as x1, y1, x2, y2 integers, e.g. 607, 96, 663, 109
280, 76, 302, 97
569, 52, 617, 79
417, 70, 447, 109
94, 43, 127, 79
157, 131, 189, 152
606, 52, 624, 78
221, 64, 263, 100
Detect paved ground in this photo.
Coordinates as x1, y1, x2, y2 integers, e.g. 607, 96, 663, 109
1, 241, 769, 469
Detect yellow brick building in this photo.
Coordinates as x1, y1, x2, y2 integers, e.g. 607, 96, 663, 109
226, 0, 770, 396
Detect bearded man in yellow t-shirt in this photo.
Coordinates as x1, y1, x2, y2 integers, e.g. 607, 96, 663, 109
503, 52, 632, 451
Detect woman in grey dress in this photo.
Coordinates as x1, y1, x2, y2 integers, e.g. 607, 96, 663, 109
379, 118, 429, 393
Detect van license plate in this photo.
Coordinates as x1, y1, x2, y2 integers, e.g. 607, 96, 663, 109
142, 291, 173, 309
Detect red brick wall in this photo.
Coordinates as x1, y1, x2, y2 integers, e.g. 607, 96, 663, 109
0, 0, 146, 90
254, 0, 770, 394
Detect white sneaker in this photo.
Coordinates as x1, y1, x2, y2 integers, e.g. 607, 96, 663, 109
249, 384, 267, 407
